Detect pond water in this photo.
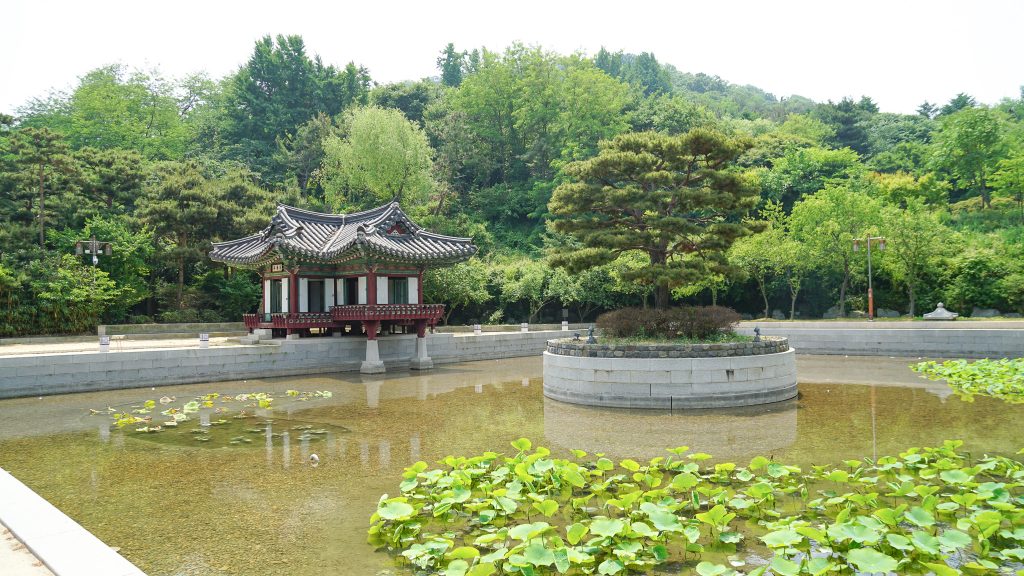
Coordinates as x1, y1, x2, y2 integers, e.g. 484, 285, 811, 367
0, 355, 1020, 575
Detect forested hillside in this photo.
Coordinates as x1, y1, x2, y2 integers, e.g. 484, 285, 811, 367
2, 35, 1022, 335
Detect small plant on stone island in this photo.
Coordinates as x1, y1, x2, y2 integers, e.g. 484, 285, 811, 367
369, 438, 1024, 575
596, 306, 741, 341
912, 358, 1024, 404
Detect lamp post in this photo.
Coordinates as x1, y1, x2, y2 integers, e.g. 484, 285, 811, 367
852, 235, 885, 320
74, 235, 112, 267
75, 235, 113, 348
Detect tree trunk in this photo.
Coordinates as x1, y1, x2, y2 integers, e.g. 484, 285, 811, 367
908, 284, 916, 318
839, 258, 850, 317
789, 286, 799, 320
654, 283, 671, 310
38, 164, 45, 248
177, 256, 185, 310
757, 277, 769, 319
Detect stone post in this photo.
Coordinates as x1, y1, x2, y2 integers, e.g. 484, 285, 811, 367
521, 322, 529, 333
410, 320, 433, 370
561, 320, 569, 331
473, 324, 482, 336
360, 320, 385, 374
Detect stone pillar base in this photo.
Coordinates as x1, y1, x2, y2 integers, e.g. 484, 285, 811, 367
410, 357, 434, 370
360, 361, 386, 374
409, 333, 433, 370
361, 339, 386, 374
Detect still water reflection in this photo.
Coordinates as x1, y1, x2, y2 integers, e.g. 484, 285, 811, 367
0, 356, 1019, 575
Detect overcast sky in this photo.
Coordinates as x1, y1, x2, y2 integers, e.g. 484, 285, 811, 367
4, 0, 1022, 116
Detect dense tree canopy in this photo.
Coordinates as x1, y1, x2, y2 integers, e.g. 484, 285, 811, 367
1, 35, 1023, 335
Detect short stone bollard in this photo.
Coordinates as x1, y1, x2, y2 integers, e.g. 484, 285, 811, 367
473, 324, 482, 336
99, 335, 110, 353
199, 333, 210, 349
521, 322, 529, 333
561, 320, 569, 331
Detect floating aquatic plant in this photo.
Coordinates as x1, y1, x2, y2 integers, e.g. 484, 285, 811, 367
92, 390, 334, 442
913, 358, 1024, 404
369, 439, 1024, 575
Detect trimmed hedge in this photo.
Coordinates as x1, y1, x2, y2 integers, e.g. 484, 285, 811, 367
596, 306, 741, 340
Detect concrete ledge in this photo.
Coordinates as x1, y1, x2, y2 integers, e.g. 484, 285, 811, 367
0, 330, 568, 399
0, 468, 145, 576
543, 348, 798, 409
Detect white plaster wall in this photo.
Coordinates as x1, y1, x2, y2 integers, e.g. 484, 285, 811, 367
263, 280, 271, 314
377, 277, 388, 304
280, 278, 290, 313
357, 277, 367, 304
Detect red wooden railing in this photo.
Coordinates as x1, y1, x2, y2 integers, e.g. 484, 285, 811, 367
331, 304, 444, 323
243, 305, 445, 330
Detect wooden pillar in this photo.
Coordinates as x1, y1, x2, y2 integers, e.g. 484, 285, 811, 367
289, 269, 298, 313
367, 267, 377, 306
417, 270, 424, 305
260, 272, 266, 315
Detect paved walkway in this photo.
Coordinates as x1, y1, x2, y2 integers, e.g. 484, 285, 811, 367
0, 336, 238, 357
1, 524, 53, 576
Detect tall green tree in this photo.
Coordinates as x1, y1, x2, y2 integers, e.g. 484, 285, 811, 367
138, 162, 220, 308
933, 107, 1005, 207
549, 129, 759, 309
222, 35, 370, 179
321, 106, 435, 210
74, 147, 145, 212
881, 199, 950, 317
790, 182, 882, 317
437, 43, 466, 87
17, 65, 190, 160
992, 151, 1024, 221
423, 259, 491, 325
8, 127, 75, 248
760, 146, 863, 208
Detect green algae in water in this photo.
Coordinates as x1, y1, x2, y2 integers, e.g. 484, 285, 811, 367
371, 439, 1024, 575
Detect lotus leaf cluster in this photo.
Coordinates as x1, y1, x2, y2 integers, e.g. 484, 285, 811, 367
94, 390, 333, 434
913, 359, 1024, 404
369, 439, 1024, 575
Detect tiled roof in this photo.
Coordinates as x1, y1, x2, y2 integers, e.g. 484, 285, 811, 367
209, 202, 477, 268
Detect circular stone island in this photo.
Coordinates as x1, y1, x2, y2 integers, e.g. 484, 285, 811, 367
543, 337, 797, 409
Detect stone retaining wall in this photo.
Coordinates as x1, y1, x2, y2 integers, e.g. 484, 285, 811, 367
735, 325, 1024, 358
0, 330, 564, 399
98, 322, 246, 336
547, 337, 787, 358
543, 344, 798, 410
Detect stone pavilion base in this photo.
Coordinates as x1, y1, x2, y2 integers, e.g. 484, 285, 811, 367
543, 337, 797, 409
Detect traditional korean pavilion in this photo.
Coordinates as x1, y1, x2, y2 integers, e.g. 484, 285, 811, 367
209, 201, 477, 373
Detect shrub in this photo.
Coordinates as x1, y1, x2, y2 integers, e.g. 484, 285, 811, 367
596, 306, 740, 340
